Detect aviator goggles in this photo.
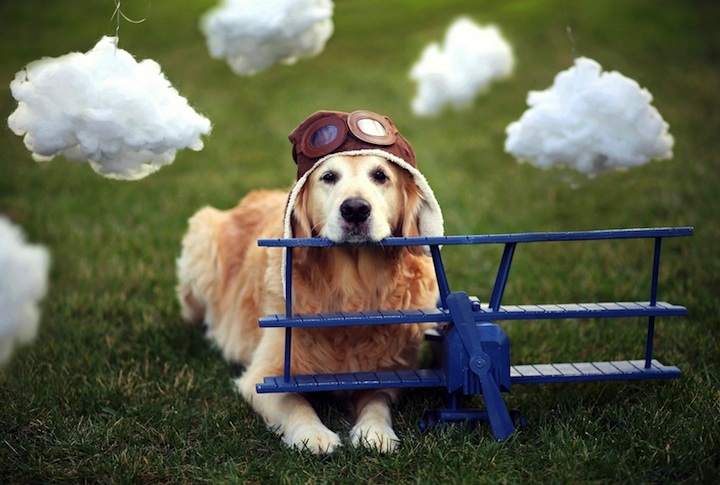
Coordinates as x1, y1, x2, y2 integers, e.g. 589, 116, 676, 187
289, 109, 417, 179
298, 110, 397, 159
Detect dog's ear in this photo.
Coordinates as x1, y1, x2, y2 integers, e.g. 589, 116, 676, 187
290, 183, 312, 263
397, 174, 425, 256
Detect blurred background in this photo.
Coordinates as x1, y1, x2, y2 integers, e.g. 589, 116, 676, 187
1, 1, 718, 482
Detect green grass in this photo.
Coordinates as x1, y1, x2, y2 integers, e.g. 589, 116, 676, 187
1, 0, 719, 483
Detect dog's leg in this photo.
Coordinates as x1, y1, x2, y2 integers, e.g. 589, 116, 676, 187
350, 390, 400, 453
235, 371, 342, 455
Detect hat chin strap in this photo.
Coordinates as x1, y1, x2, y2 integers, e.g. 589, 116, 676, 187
280, 149, 444, 297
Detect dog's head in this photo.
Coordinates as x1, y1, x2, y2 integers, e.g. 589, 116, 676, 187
291, 154, 423, 245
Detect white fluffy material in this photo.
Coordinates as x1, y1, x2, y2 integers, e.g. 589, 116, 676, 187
7, 36, 212, 181
505, 57, 674, 174
0, 218, 50, 366
410, 17, 514, 117
200, 0, 334, 76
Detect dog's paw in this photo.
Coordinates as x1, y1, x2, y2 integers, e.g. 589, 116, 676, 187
350, 423, 400, 453
282, 423, 342, 455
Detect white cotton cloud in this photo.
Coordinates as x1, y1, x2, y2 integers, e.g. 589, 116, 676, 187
0, 218, 51, 366
200, 0, 334, 76
410, 17, 514, 117
7, 36, 212, 181
505, 56, 674, 174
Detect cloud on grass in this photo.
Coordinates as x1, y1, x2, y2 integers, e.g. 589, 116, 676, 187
410, 17, 514, 117
8, 36, 211, 181
0, 218, 50, 366
505, 57, 673, 174
200, 0, 334, 76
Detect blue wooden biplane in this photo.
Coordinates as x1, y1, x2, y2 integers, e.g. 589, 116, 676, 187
254, 227, 692, 440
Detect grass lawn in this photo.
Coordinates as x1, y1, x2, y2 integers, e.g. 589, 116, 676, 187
1, 0, 719, 483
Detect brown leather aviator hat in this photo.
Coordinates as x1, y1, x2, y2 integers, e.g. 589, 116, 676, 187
289, 109, 418, 179
284, 109, 444, 241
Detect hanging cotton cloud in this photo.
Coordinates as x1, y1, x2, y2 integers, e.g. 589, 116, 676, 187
505, 57, 674, 174
0, 218, 51, 366
200, 0, 334, 76
409, 17, 514, 117
7, 36, 212, 181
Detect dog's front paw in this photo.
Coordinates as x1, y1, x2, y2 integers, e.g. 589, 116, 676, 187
350, 423, 400, 453
282, 423, 342, 455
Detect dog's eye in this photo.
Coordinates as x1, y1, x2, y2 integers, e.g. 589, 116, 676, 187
320, 171, 338, 184
372, 169, 388, 184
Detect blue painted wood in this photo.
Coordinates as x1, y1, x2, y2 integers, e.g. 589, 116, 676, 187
479, 301, 686, 321
510, 359, 680, 385
259, 308, 450, 328
256, 369, 446, 394
445, 291, 516, 440
490, 243, 516, 310
258, 301, 686, 328
257, 227, 693, 248
256, 359, 680, 394
254, 226, 692, 439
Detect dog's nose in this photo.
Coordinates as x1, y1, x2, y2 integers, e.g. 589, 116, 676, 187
340, 197, 371, 224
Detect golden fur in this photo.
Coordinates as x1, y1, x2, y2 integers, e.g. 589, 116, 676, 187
176, 155, 439, 454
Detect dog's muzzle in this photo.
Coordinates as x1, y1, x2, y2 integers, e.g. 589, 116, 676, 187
338, 197, 374, 241
340, 197, 371, 224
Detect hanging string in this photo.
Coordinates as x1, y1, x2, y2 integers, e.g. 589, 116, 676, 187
566, 25, 577, 58
110, 0, 150, 45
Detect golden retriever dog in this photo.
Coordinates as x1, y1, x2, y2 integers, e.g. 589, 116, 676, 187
176, 110, 444, 454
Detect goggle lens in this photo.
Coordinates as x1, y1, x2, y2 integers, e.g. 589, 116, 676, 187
356, 118, 387, 137
310, 124, 338, 148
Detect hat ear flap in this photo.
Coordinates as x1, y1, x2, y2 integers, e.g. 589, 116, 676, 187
397, 176, 426, 256
289, 183, 312, 263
